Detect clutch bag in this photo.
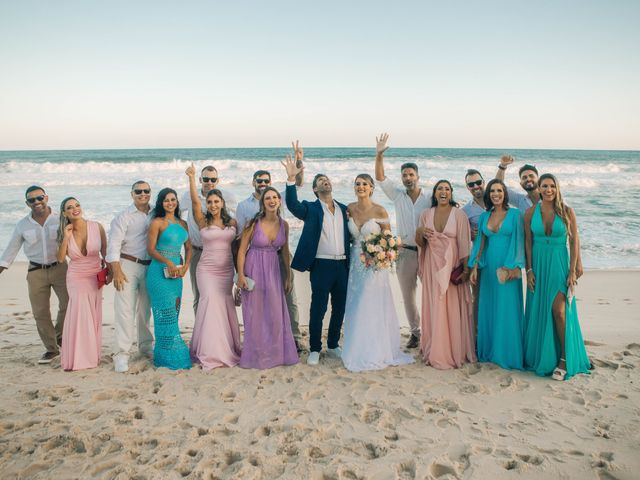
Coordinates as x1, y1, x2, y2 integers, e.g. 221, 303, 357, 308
96, 267, 109, 289
450, 263, 465, 285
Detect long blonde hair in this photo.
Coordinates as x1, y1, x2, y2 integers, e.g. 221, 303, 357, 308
57, 197, 77, 244
539, 173, 571, 237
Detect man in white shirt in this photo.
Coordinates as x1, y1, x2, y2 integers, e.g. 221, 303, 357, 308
106, 180, 154, 373
461, 169, 486, 241
0, 186, 69, 364
375, 134, 430, 349
180, 165, 237, 314
236, 146, 305, 350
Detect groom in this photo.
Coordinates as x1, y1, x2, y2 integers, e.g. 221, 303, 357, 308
283, 156, 350, 365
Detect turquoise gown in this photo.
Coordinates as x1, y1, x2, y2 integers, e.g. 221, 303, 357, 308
524, 204, 590, 379
469, 208, 525, 369
146, 223, 192, 370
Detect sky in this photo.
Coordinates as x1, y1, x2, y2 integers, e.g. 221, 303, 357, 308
0, 0, 638, 150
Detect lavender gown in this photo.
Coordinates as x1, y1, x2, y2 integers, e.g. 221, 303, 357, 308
240, 219, 298, 369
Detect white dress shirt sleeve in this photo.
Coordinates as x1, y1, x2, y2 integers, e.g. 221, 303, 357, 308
379, 177, 402, 201
0, 224, 25, 268
105, 211, 127, 263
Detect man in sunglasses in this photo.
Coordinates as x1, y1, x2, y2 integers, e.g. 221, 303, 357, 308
106, 180, 154, 373
0, 186, 69, 364
181, 165, 237, 314
461, 169, 486, 241
236, 141, 305, 351
374, 133, 429, 349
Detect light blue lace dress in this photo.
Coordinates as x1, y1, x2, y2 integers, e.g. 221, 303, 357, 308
146, 223, 192, 370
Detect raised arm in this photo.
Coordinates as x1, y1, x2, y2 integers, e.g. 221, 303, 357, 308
186, 163, 207, 229
496, 154, 513, 181
292, 140, 305, 187
374, 133, 389, 182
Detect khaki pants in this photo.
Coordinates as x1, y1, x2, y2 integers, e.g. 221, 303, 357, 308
113, 260, 153, 359
396, 248, 421, 337
26, 262, 69, 353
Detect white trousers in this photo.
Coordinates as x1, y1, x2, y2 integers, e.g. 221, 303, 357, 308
113, 260, 153, 359
396, 248, 421, 337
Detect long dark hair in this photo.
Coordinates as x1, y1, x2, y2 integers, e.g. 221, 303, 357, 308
205, 189, 232, 226
483, 179, 510, 211
430, 179, 459, 207
244, 186, 282, 233
57, 196, 79, 244
152, 188, 181, 219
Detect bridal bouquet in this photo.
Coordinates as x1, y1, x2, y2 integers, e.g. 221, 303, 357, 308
360, 230, 401, 270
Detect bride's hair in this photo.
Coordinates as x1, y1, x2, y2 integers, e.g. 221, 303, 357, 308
354, 173, 375, 196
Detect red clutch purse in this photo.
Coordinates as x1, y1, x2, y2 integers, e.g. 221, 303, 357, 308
97, 267, 109, 289
450, 263, 465, 285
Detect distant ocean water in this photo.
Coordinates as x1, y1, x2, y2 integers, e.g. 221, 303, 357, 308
1, 147, 639, 269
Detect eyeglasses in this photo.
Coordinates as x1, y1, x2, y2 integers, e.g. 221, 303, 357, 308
466, 180, 483, 188
133, 189, 151, 195
202, 177, 218, 183
26, 195, 45, 204
255, 178, 270, 184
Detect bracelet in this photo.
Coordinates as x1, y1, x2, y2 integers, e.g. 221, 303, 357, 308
498, 164, 507, 170
526, 268, 533, 274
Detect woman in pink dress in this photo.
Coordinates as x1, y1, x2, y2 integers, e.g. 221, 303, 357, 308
185, 164, 242, 369
416, 180, 476, 369
56, 197, 108, 371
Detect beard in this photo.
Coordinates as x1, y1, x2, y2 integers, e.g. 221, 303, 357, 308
523, 183, 537, 192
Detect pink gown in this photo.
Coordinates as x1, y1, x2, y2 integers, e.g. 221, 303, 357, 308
61, 221, 103, 371
418, 207, 476, 369
190, 225, 242, 369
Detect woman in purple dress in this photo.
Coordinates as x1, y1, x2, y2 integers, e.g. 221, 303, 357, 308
236, 187, 298, 369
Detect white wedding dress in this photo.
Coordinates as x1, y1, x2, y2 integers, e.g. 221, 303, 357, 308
341, 218, 415, 372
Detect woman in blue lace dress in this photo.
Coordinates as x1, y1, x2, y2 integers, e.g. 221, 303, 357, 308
147, 188, 193, 370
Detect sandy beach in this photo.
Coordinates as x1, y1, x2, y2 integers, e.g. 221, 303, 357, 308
0, 263, 638, 479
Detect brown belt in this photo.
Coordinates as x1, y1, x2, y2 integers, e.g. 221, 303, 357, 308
28, 261, 59, 272
120, 253, 151, 266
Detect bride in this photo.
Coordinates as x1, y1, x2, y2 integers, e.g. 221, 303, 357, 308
342, 173, 415, 372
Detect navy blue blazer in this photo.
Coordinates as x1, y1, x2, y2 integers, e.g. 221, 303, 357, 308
286, 184, 350, 272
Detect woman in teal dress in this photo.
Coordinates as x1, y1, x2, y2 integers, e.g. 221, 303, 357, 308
469, 179, 525, 370
524, 174, 590, 380
146, 188, 193, 370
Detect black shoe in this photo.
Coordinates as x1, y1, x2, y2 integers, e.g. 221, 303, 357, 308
406, 334, 419, 349
38, 351, 59, 364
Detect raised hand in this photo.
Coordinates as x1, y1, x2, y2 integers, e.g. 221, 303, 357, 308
64, 224, 74, 238
280, 154, 303, 181
376, 133, 390, 155
185, 162, 196, 177
500, 155, 514, 168
292, 140, 304, 166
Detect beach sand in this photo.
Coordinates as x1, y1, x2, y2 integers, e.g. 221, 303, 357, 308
0, 264, 638, 479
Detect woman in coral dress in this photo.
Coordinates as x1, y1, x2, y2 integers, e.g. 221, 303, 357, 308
57, 197, 108, 371
185, 164, 242, 369
416, 180, 476, 369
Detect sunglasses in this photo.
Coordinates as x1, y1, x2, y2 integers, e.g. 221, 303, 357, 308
466, 180, 483, 188
255, 178, 270, 184
133, 189, 151, 195
202, 177, 218, 183
26, 195, 46, 204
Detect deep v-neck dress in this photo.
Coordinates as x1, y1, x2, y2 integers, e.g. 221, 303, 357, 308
341, 218, 414, 372
417, 207, 476, 369
61, 221, 103, 371
190, 224, 242, 369
524, 204, 590, 379
469, 207, 525, 369
240, 219, 298, 369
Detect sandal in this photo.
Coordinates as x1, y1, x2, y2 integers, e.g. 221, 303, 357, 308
551, 358, 567, 381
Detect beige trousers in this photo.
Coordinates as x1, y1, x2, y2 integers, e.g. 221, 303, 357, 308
396, 248, 421, 337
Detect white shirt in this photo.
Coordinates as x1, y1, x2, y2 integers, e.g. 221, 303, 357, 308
235, 187, 296, 233
379, 177, 430, 247
316, 200, 346, 257
0, 210, 60, 268
105, 204, 152, 263
180, 189, 237, 247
